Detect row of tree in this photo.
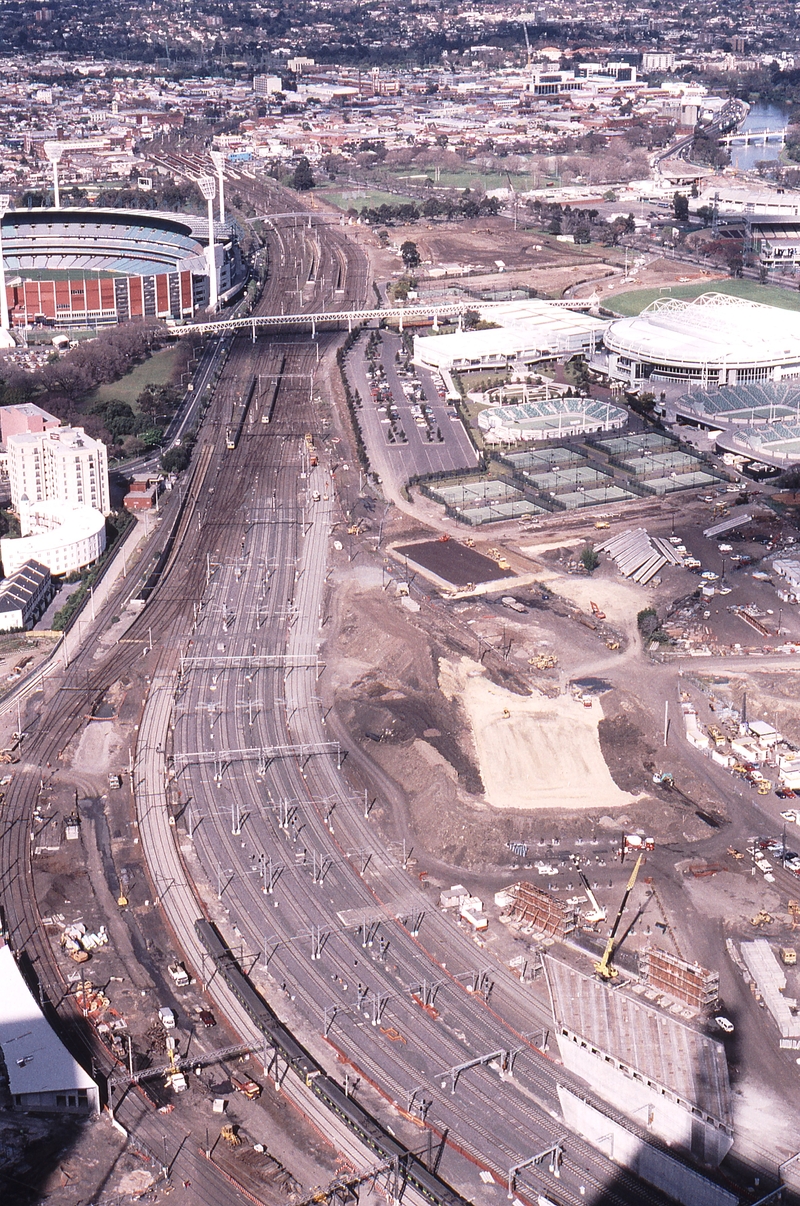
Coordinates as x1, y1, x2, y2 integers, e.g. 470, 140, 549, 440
0, 321, 191, 451
527, 199, 636, 246
16, 180, 207, 214
353, 193, 502, 227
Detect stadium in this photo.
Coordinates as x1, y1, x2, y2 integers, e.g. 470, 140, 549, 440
477, 396, 627, 443
603, 293, 800, 388
0, 208, 246, 331
665, 381, 800, 466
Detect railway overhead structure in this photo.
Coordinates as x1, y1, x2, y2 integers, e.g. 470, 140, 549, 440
0, 186, 743, 1206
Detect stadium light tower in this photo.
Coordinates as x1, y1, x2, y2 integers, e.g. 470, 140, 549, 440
0, 195, 9, 332
209, 150, 226, 224
43, 142, 63, 208
197, 175, 218, 312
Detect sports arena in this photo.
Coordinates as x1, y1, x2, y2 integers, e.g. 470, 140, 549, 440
477, 396, 627, 443
0, 208, 246, 330
603, 293, 800, 388
665, 381, 800, 465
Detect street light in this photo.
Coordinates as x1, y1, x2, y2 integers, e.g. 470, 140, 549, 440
0, 194, 10, 334
43, 142, 63, 208
197, 175, 218, 312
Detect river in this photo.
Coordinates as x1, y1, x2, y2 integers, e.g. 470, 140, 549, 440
729, 101, 789, 172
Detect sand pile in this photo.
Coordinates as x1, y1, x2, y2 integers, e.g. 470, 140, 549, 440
440, 656, 638, 813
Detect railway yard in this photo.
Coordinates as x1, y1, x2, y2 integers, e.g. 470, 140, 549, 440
4, 182, 800, 1206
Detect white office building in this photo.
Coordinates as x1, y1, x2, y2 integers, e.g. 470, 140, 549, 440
7, 426, 110, 521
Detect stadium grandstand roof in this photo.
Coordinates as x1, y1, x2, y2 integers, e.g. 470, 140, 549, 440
605, 292, 800, 373
0, 208, 229, 279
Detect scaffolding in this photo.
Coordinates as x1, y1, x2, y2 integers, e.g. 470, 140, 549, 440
506, 881, 578, 939
638, 946, 719, 1010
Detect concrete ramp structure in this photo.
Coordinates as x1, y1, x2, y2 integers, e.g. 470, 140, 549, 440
544, 956, 733, 1168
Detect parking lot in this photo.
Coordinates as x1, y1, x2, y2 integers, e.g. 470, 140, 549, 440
345, 329, 478, 497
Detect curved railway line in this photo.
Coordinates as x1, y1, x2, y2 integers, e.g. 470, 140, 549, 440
0, 187, 695, 1205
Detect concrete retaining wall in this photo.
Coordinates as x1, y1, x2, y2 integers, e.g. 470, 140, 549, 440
558, 1086, 737, 1206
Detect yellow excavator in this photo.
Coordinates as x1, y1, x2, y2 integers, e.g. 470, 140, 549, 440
594, 854, 643, 980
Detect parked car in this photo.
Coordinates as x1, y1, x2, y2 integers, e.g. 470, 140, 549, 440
714, 1015, 735, 1034
199, 1009, 217, 1028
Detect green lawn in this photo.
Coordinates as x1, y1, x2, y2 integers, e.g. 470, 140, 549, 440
608, 278, 800, 316
317, 187, 419, 212
86, 343, 184, 410
383, 168, 535, 193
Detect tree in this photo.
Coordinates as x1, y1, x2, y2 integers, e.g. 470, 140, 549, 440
672, 192, 689, 222
580, 546, 600, 574
400, 240, 420, 270
291, 157, 315, 191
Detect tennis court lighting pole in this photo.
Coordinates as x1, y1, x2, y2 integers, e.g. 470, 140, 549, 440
197, 176, 218, 312
0, 195, 9, 332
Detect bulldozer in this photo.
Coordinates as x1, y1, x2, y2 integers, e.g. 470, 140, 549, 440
529, 653, 557, 670
652, 771, 674, 788
750, 909, 772, 928
220, 1124, 242, 1147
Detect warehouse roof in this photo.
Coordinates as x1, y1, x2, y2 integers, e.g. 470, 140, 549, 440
0, 944, 96, 1099
544, 956, 731, 1125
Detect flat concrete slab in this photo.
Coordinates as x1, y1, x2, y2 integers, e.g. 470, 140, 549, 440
395, 539, 511, 588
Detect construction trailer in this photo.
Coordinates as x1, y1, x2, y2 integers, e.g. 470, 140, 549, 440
639, 947, 719, 1011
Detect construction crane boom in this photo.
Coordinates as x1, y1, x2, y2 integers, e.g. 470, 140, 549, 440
594, 853, 643, 980
575, 864, 606, 924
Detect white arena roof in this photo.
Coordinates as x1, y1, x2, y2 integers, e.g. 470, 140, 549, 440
414, 299, 608, 374
605, 293, 800, 378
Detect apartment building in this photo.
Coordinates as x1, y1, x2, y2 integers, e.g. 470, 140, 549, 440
7, 426, 110, 524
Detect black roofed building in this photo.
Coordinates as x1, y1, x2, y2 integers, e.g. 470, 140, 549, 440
0, 559, 52, 631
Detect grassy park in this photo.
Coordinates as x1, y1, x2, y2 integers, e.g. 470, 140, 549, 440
608, 277, 800, 316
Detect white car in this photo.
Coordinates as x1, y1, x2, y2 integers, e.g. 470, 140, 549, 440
714, 1015, 734, 1034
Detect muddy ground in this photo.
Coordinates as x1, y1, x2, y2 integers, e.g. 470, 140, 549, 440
325, 509, 722, 870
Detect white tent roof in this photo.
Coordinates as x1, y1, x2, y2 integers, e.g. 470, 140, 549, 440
0, 944, 96, 1098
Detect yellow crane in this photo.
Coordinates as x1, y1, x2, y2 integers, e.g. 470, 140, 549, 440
594, 853, 643, 980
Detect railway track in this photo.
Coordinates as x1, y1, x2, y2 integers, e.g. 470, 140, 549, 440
0, 189, 368, 1200
0, 178, 700, 1206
